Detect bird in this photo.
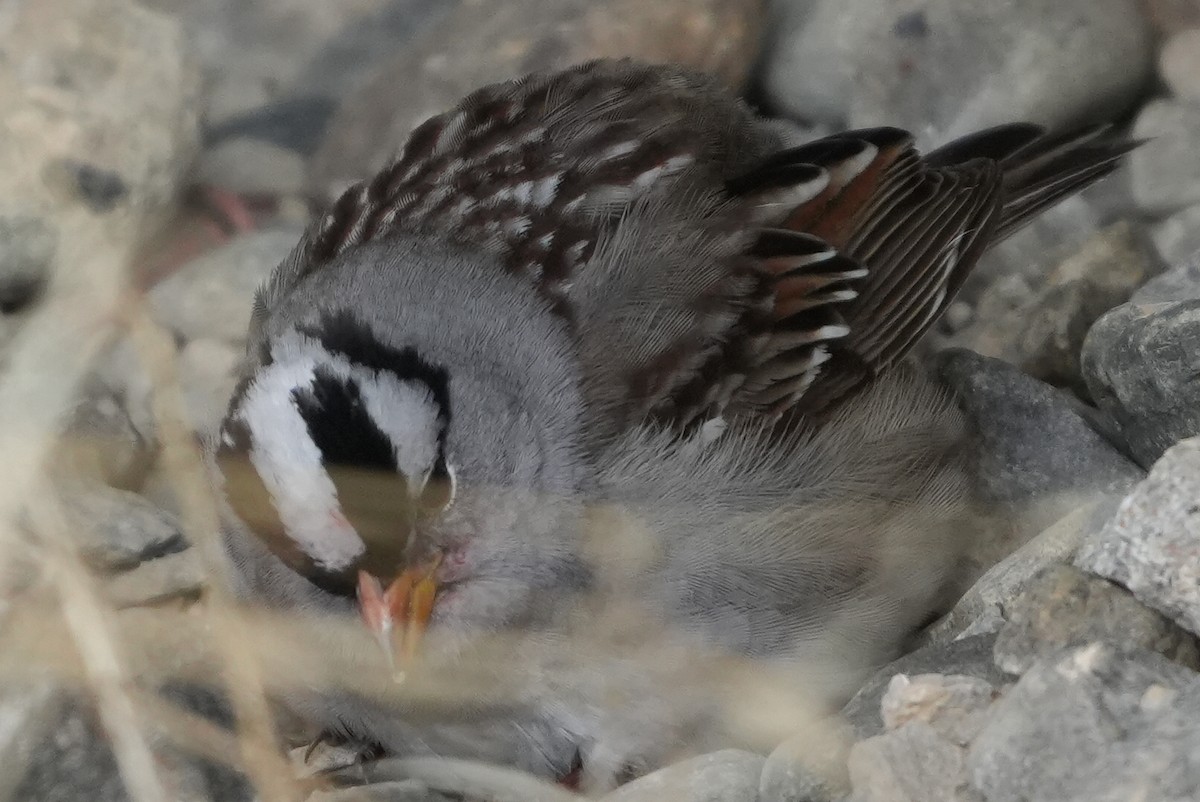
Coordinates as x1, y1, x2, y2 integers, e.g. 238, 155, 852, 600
207, 58, 1134, 791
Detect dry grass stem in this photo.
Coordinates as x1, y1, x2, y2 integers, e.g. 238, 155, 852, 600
0, 213, 129, 564
27, 496, 169, 802
132, 687, 248, 775
124, 304, 299, 802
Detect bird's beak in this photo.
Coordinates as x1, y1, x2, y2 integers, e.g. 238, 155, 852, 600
356, 555, 441, 679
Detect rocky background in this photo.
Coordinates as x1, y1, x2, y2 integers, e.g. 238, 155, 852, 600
1, 0, 1199, 800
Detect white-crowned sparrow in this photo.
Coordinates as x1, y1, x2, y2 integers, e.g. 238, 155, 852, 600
209, 58, 1133, 790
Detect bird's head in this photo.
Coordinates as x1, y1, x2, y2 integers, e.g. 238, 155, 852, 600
212, 309, 589, 669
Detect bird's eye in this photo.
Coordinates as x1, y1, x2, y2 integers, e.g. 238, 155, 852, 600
417, 456, 456, 514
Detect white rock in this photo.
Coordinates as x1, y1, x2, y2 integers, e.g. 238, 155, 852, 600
148, 227, 300, 343
1130, 99, 1200, 214
1151, 204, 1200, 269
764, 0, 1152, 147
1160, 28, 1200, 103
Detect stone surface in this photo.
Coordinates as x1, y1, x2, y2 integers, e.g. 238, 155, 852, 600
842, 634, 1009, 740
0, 682, 69, 802
601, 749, 764, 802
0, 0, 199, 239
1142, 0, 1200, 34
763, 0, 1151, 146
939, 195, 1109, 321
194, 138, 309, 197
1075, 437, 1200, 636
1130, 99, 1200, 214
148, 227, 300, 344
0, 0, 199, 363
308, 781, 451, 801
1161, 28, 1200, 102
924, 499, 1119, 644
880, 674, 998, 746
935, 350, 1143, 576
1082, 299, 1200, 466
61, 337, 158, 489
1150, 205, 1200, 270
310, 0, 767, 195
102, 549, 206, 608
0, 215, 57, 314
926, 501, 1113, 643
944, 224, 1154, 394
59, 483, 186, 571
993, 564, 1200, 675
967, 644, 1200, 802
938, 350, 1142, 507
14, 690, 249, 802
147, 0, 439, 127
952, 605, 1006, 642
178, 338, 240, 437
758, 718, 851, 802
848, 722, 970, 802
1132, 254, 1200, 304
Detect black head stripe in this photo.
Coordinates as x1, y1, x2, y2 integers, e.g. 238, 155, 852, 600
298, 310, 452, 450
291, 368, 411, 579
291, 367, 397, 471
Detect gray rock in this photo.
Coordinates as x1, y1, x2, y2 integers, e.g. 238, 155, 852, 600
935, 350, 1144, 577
952, 605, 1006, 641
0, 0, 199, 361
946, 195, 1106, 313
764, 0, 1152, 145
759, 718, 851, 802
59, 484, 186, 571
13, 696, 131, 802
943, 223, 1155, 395
759, 761, 843, 802
924, 499, 1119, 644
333, 756, 578, 802
295, 0, 452, 101
308, 781, 452, 802
178, 338, 240, 437
0, 0, 200, 237
602, 750, 765, 802
842, 634, 1009, 740
102, 549, 206, 608
1130, 99, 1200, 214
148, 227, 300, 344
14, 691, 247, 802
1150, 205, 1200, 270
967, 644, 1200, 802
1081, 299, 1200, 466
1161, 29, 1200, 104
1142, 0, 1200, 35
993, 564, 1200, 675
0, 682, 70, 802
0, 214, 56, 313
147, 0, 427, 129
61, 337, 157, 488
879, 674, 999, 746
309, 0, 766, 197
939, 350, 1143, 506
1134, 253, 1200, 304
194, 138, 308, 197
847, 722, 971, 802
1075, 437, 1200, 636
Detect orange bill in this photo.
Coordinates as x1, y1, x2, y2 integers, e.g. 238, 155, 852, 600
356, 556, 441, 675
